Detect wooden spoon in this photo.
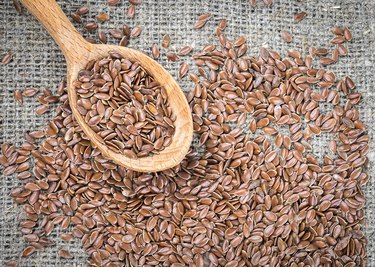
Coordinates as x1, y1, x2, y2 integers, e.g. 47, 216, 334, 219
20, 0, 193, 172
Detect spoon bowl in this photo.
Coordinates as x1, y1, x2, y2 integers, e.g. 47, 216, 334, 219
20, 0, 193, 172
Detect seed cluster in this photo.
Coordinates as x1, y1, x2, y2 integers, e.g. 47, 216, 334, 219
75, 52, 176, 158
3, 3, 369, 267
68, 1, 142, 47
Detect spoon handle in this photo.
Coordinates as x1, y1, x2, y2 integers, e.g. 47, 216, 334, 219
19, 0, 91, 64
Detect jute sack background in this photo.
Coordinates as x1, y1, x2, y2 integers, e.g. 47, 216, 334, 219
0, 0, 374, 266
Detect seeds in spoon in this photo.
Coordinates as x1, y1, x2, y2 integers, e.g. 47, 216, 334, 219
194, 13, 211, 29
107, 0, 120, 6
84, 22, 98, 31
166, 52, 179, 62
21, 246, 36, 257
179, 63, 189, 78
58, 249, 73, 259
70, 12, 81, 23
98, 31, 107, 44
14, 89, 23, 104
152, 44, 160, 59
75, 52, 176, 158
109, 29, 124, 40
76, 6, 89, 15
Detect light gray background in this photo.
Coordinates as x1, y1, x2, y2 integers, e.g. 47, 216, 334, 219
0, 0, 374, 266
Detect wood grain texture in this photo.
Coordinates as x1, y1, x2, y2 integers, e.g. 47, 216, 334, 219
20, 0, 193, 172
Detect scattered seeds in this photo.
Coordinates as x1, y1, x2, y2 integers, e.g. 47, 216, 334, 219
84, 22, 97, 31
262, 0, 273, 6
35, 104, 49, 115
109, 29, 124, 40
21, 246, 36, 257
1, 4, 368, 267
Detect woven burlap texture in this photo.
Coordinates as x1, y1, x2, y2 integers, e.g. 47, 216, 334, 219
0, 0, 374, 266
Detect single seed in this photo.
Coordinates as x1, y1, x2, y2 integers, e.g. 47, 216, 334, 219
179, 63, 189, 79
107, 0, 120, 6
2, 11, 369, 267
280, 31, 293, 43
98, 31, 107, 44
130, 26, 142, 38
58, 249, 73, 259
294, 11, 306, 22
1, 51, 13, 65
162, 34, 171, 48
97, 13, 109, 23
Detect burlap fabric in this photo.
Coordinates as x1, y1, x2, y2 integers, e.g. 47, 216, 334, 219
0, 0, 374, 266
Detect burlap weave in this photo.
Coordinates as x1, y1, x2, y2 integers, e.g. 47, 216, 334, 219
0, 0, 374, 266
